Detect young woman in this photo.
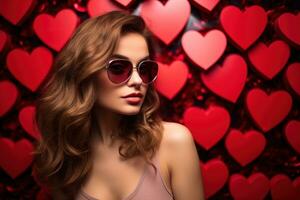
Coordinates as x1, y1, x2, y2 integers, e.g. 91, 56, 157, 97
33, 11, 204, 200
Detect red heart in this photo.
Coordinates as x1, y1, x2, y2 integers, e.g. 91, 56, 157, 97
246, 88, 292, 132
155, 60, 189, 99
200, 159, 229, 198
190, 0, 219, 12
200, 54, 247, 103
0, 30, 9, 52
248, 40, 290, 80
0, 138, 33, 179
0, 80, 19, 117
276, 12, 300, 47
182, 30, 227, 70
229, 173, 269, 200
19, 105, 41, 140
271, 174, 300, 200
0, 0, 36, 25
114, 0, 135, 7
6, 46, 53, 92
183, 105, 230, 150
225, 129, 266, 166
87, 0, 125, 17
220, 5, 267, 51
140, 0, 190, 45
285, 63, 300, 96
284, 120, 300, 154
33, 9, 78, 51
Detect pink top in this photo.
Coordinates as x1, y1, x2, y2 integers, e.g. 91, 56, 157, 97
75, 153, 175, 200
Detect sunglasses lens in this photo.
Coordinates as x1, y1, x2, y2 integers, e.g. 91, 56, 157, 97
107, 60, 132, 84
138, 60, 158, 84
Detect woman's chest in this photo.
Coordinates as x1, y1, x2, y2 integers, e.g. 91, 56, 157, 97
79, 152, 172, 200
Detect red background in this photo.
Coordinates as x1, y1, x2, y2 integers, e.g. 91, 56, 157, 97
0, 0, 300, 199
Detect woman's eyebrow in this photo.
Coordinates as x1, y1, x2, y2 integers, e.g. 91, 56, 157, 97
111, 54, 150, 62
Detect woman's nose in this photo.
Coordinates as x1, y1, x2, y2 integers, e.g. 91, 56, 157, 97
127, 67, 143, 85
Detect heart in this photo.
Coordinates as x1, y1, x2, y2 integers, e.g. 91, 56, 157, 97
87, 0, 124, 17
200, 159, 229, 198
200, 54, 247, 103
190, 0, 220, 12
229, 173, 269, 200
0, 30, 9, 52
155, 60, 189, 99
248, 40, 290, 80
0, 80, 19, 117
0, 138, 33, 179
183, 105, 231, 150
6, 46, 53, 92
225, 129, 266, 166
140, 0, 190, 45
0, 0, 36, 25
19, 106, 41, 140
220, 5, 267, 50
284, 120, 300, 154
33, 9, 78, 51
245, 88, 292, 132
285, 63, 300, 96
182, 30, 227, 70
114, 0, 135, 7
276, 12, 300, 46
271, 174, 300, 200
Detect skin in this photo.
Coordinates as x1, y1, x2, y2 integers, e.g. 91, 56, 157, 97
81, 32, 205, 200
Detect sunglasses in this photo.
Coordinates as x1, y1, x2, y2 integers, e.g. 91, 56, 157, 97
105, 58, 158, 85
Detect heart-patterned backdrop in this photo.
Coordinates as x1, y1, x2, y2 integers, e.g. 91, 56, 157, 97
0, 0, 299, 199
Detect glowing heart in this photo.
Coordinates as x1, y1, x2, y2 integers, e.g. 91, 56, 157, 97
285, 63, 300, 96
183, 105, 231, 150
284, 120, 300, 154
19, 106, 41, 140
248, 40, 290, 80
246, 88, 292, 132
140, 0, 190, 45
33, 9, 78, 51
229, 173, 269, 200
200, 54, 247, 103
6, 46, 53, 92
114, 0, 135, 7
87, 0, 124, 17
0, 80, 19, 117
276, 12, 300, 46
182, 30, 227, 70
0, 0, 36, 25
220, 5, 267, 50
155, 60, 189, 99
271, 174, 300, 200
190, 0, 219, 12
225, 129, 266, 166
200, 159, 229, 198
0, 138, 33, 179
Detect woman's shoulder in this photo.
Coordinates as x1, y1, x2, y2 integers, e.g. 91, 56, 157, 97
161, 121, 194, 146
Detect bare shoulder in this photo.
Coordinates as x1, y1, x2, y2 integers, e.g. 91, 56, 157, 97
161, 121, 205, 200
161, 121, 195, 147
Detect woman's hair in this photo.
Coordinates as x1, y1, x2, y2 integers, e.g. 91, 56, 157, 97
32, 10, 164, 199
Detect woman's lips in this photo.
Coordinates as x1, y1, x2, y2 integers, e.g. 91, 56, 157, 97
123, 96, 142, 104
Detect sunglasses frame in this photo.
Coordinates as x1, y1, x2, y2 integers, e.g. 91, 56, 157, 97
105, 58, 158, 85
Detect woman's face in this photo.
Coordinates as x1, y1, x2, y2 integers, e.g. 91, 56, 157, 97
95, 32, 150, 116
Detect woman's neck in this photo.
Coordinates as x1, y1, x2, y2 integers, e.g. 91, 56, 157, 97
94, 105, 122, 146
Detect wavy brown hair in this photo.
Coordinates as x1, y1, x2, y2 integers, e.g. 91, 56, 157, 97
32, 11, 164, 199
